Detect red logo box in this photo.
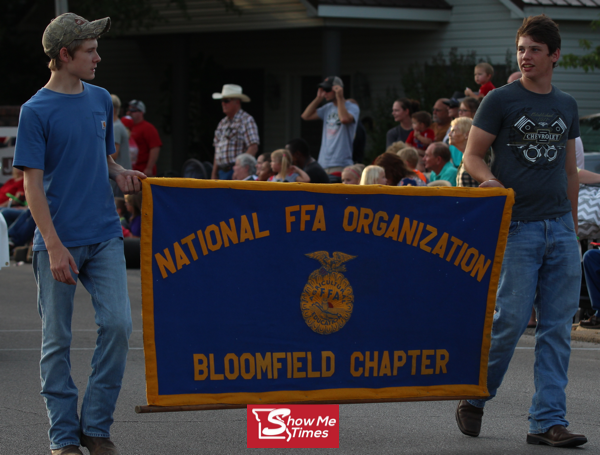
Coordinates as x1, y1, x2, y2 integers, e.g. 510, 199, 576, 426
247, 404, 339, 448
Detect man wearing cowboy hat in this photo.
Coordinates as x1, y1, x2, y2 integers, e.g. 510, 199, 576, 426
13, 12, 145, 455
212, 84, 260, 180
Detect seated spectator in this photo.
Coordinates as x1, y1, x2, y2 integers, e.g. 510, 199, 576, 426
341, 165, 363, 185
406, 111, 435, 151
397, 147, 428, 184
256, 152, 275, 181
385, 141, 406, 155
360, 165, 387, 185
0, 168, 28, 227
286, 138, 329, 183
375, 152, 425, 187
458, 97, 479, 119
7, 208, 36, 249
268, 149, 310, 183
448, 118, 473, 167
125, 192, 142, 238
0, 168, 25, 207
233, 153, 258, 181
423, 142, 457, 187
443, 98, 460, 121
387, 99, 420, 146
449, 118, 479, 188
432, 99, 452, 142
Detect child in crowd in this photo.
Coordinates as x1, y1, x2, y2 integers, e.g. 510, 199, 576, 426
256, 152, 274, 181
125, 193, 142, 238
114, 197, 130, 229
268, 149, 311, 183
406, 111, 435, 151
397, 147, 428, 184
375, 152, 425, 187
341, 164, 363, 185
464, 62, 495, 100
360, 165, 387, 185
385, 141, 406, 155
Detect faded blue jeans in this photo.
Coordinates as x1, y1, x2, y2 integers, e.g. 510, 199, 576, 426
33, 238, 132, 450
469, 212, 581, 434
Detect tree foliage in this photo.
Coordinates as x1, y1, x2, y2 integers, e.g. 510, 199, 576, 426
401, 48, 517, 113
559, 19, 600, 72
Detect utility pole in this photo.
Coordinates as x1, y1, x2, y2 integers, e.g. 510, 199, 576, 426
55, 0, 69, 16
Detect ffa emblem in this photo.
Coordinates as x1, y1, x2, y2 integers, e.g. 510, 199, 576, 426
301, 251, 356, 335
101, 121, 106, 129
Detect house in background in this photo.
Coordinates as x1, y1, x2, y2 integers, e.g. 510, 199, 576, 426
85, 0, 600, 173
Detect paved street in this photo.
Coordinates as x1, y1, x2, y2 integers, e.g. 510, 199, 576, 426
1, 264, 599, 454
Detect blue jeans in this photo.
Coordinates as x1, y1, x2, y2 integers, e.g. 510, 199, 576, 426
218, 168, 234, 180
583, 249, 600, 315
469, 212, 581, 434
0, 207, 26, 227
33, 238, 132, 450
7, 208, 36, 246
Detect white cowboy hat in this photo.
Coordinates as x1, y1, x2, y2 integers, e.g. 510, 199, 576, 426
212, 84, 251, 102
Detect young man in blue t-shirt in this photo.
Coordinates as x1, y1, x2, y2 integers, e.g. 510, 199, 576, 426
13, 13, 146, 455
456, 15, 586, 448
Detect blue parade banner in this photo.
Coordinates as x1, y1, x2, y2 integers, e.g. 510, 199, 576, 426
140, 179, 514, 407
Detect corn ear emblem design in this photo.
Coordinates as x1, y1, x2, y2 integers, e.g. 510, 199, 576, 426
301, 251, 356, 335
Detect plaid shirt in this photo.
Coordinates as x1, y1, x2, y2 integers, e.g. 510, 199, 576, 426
456, 149, 493, 187
213, 109, 259, 166
456, 162, 479, 187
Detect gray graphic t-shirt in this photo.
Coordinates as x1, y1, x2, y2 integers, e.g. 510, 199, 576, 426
473, 81, 579, 221
317, 101, 360, 169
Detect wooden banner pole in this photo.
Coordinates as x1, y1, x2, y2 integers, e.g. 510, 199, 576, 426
135, 395, 483, 413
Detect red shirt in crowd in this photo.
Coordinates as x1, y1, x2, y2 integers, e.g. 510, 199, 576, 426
130, 120, 162, 175
0, 177, 24, 204
479, 81, 496, 97
406, 128, 435, 151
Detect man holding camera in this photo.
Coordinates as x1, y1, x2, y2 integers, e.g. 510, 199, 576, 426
301, 76, 359, 175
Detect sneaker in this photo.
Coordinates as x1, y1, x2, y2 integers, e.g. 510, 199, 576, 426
580, 314, 600, 328
80, 434, 120, 455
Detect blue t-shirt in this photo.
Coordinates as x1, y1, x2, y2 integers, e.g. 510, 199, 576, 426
317, 101, 360, 169
473, 80, 579, 220
13, 82, 122, 251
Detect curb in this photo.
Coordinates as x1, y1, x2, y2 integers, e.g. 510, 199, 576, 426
523, 325, 600, 344
571, 325, 600, 344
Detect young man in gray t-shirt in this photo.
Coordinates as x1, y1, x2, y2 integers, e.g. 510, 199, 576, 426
456, 15, 587, 448
301, 76, 359, 173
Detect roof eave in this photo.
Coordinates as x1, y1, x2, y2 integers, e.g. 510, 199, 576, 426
499, 0, 600, 21
315, 5, 452, 22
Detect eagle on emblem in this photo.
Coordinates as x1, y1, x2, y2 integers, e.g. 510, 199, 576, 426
305, 251, 356, 273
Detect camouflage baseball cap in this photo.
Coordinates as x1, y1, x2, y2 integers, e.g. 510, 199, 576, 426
43, 13, 111, 59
